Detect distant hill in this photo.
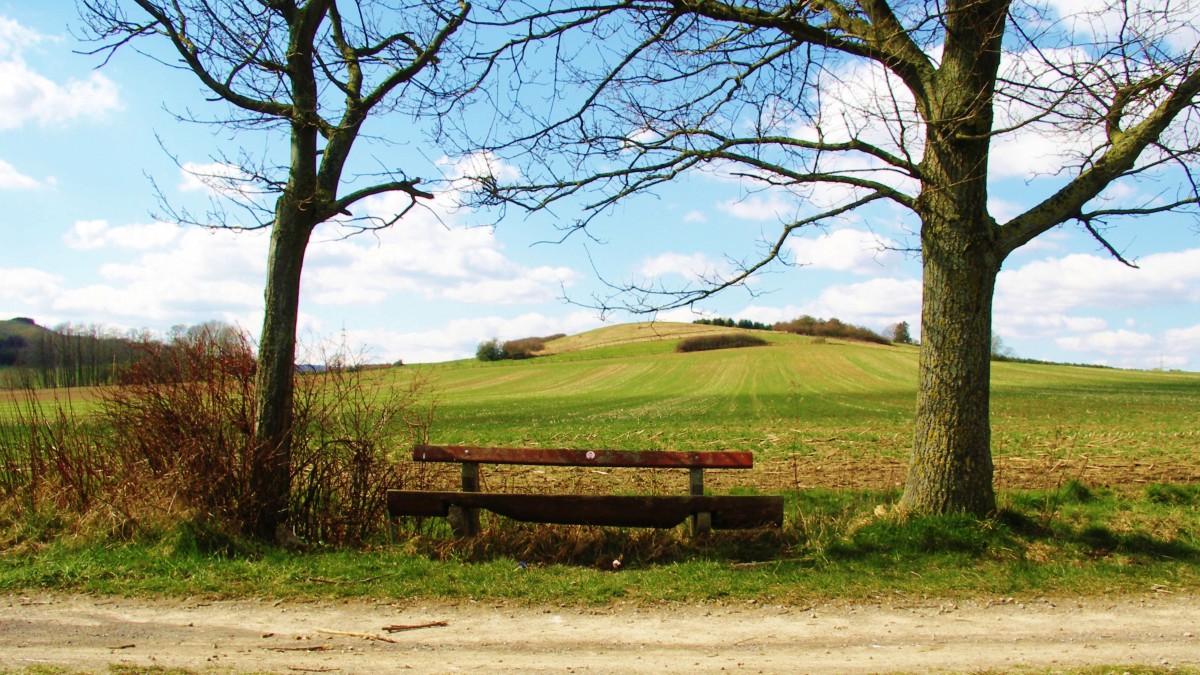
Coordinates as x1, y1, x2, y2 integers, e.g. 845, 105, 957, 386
532, 322, 758, 356
0, 317, 54, 340
0, 318, 56, 367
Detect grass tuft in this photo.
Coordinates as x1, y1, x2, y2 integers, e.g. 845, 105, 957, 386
1145, 483, 1200, 506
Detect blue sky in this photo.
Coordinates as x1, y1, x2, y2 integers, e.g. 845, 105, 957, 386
2, 3, 1199, 370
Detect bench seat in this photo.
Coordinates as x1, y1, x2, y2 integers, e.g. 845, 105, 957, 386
387, 490, 784, 529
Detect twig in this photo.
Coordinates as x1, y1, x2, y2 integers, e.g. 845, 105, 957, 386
270, 645, 333, 652
381, 621, 449, 633
304, 572, 399, 585
316, 629, 398, 643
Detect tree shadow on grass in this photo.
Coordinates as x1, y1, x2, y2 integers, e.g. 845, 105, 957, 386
820, 481, 1199, 564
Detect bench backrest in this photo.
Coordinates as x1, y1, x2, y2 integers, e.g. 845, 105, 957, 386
413, 444, 753, 469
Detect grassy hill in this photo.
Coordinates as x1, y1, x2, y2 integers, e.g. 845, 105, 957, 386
381, 322, 1199, 490
0, 318, 54, 369
0, 317, 54, 341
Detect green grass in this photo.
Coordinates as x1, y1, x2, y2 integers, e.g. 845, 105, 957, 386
2, 482, 1196, 603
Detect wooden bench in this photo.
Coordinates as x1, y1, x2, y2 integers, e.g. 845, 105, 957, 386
387, 444, 784, 536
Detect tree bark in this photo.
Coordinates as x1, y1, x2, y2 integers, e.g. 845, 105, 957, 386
251, 197, 311, 541
901, 215, 1001, 516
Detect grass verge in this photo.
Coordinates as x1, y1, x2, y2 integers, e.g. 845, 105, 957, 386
2, 482, 1196, 605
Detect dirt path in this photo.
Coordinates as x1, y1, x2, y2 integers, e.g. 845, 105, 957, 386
2, 593, 1197, 673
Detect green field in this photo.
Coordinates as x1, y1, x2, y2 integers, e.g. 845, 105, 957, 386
3, 322, 1199, 604
379, 323, 1199, 491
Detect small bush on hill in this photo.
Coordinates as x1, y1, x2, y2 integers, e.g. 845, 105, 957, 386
476, 339, 505, 362
676, 334, 769, 353
773, 315, 891, 345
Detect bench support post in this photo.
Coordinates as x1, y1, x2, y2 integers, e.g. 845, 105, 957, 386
690, 467, 712, 536
449, 462, 481, 537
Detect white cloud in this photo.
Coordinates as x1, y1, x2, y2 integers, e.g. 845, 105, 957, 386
51, 228, 267, 322
0, 16, 39, 58
438, 150, 521, 184
0, 17, 120, 130
1163, 324, 1200, 356
800, 277, 923, 330
639, 252, 723, 283
306, 209, 577, 307
786, 228, 899, 274
64, 220, 182, 250
442, 275, 570, 305
342, 310, 607, 364
994, 312, 1108, 340
177, 161, 266, 204
717, 194, 795, 222
997, 248, 1200, 314
683, 210, 708, 223
1044, 0, 1200, 47
1055, 328, 1155, 355
0, 158, 40, 189
0, 267, 63, 307
13, 147, 572, 342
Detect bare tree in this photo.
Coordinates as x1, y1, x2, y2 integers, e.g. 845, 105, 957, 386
80, 0, 471, 540
465, 0, 1200, 515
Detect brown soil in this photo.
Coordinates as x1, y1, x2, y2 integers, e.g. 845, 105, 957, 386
750, 454, 1200, 492
2, 593, 1197, 673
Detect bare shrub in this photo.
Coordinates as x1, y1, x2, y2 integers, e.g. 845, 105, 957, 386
100, 326, 260, 534
290, 353, 436, 547
98, 328, 437, 547
676, 334, 768, 353
0, 388, 107, 513
773, 316, 892, 345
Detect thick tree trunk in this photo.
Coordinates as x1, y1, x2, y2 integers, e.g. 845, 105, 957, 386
250, 201, 311, 541
900, 223, 1001, 516
897, 0, 1010, 516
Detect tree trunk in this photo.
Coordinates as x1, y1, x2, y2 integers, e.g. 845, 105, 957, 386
250, 200, 311, 541
897, 0, 1010, 516
900, 212, 1002, 516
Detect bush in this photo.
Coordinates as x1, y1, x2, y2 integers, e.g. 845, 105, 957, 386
676, 334, 769, 353
476, 338, 505, 361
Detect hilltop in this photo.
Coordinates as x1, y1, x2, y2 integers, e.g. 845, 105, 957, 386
0, 318, 55, 367
0, 317, 54, 341
534, 321, 768, 355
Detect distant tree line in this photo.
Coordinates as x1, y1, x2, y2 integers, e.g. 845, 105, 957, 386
0, 322, 147, 389
0, 319, 257, 389
692, 317, 773, 331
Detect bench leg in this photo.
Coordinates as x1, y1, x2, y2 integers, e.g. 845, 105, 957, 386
451, 462, 481, 537
690, 467, 712, 536
447, 505, 480, 537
